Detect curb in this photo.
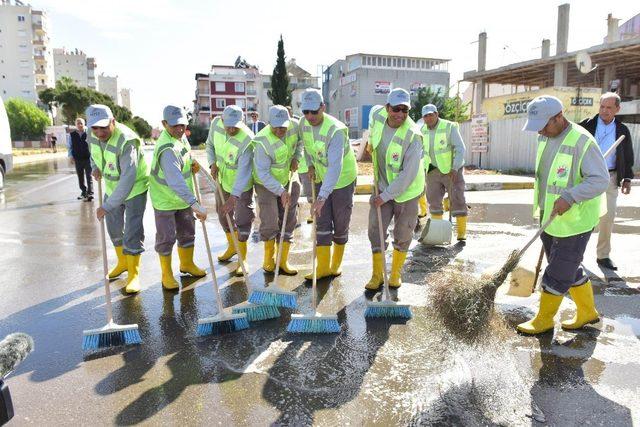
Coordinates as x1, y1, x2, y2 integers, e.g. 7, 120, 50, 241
354, 179, 534, 195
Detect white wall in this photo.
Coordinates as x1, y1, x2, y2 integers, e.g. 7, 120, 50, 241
461, 118, 640, 173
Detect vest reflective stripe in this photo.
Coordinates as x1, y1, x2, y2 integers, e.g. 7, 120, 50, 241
88, 123, 149, 199
149, 130, 194, 211
252, 122, 299, 186
211, 117, 254, 193
421, 119, 454, 173
533, 123, 603, 237
300, 113, 357, 189
369, 107, 425, 203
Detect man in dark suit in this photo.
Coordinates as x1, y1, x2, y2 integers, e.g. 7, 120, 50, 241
67, 117, 93, 201
579, 92, 634, 271
248, 111, 265, 134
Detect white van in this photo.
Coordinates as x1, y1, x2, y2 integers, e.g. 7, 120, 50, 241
0, 95, 12, 191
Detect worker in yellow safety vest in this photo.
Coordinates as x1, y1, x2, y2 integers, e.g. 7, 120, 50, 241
365, 89, 424, 290
87, 104, 150, 294
149, 105, 207, 290
517, 95, 609, 335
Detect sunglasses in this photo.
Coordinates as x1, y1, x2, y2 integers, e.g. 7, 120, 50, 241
391, 106, 409, 114
302, 109, 320, 115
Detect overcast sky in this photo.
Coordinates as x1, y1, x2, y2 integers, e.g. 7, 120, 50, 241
36, 0, 638, 126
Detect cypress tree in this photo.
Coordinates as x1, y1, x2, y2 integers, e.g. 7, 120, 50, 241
267, 35, 292, 106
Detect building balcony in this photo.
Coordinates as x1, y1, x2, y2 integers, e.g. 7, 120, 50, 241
32, 23, 45, 34
34, 54, 46, 62
246, 89, 257, 96
33, 39, 44, 47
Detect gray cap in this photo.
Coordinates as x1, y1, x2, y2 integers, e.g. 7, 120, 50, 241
222, 105, 244, 128
522, 96, 563, 132
421, 104, 438, 116
86, 104, 113, 127
163, 105, 188, 126
387, 88, 411, 107
269, 105, 290, 128
300, 88, 323, 111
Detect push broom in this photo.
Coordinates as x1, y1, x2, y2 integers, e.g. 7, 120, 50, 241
192, 173, 249, 336
287, 182, 340, 333
195, 166, 281, 321
82, 179, 141, 350
248, 174, 298, 309
364, 178, 412, 319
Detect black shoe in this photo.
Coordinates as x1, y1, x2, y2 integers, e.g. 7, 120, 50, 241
88, 190, 94, 196
597, 258, 617, 270
85, 195, 94, 202
78, 192, 87, 200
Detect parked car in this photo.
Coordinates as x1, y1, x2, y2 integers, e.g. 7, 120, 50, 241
0, 96, 12, 192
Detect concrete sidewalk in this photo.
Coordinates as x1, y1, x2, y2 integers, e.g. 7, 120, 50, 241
12, 151, 68, 166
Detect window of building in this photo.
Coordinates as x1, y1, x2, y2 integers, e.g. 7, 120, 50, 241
19, 60, 29, 68
17, 15, 26, 22
402, 58, 406, 68
236, 99, 246, 108
376, 57, 380, 66
215, 82, 225, 92
411, 59, 416, 68
215, 98, 225, 109
234, 82, 245, 92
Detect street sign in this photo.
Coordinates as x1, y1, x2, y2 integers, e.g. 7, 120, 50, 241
471, 136, 488, 144
471, 113, 488, 126
471, 145, 488, 153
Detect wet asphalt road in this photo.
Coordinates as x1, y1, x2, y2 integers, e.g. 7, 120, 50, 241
1, 153, 639, 426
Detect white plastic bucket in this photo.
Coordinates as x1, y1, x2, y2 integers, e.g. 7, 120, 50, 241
419, 218, 453, 246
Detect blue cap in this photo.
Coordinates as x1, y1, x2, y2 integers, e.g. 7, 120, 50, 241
421, 104, 438, 116
269, 105, 290, 128
85, 104, 113, 127
222, 105, 243, 128
522, 96, 563, 132
387, 88, 411, 107
300, 88, 323, 111
163, 105, 188, 126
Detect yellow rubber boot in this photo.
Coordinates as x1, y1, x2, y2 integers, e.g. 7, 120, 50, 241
561, 281, 600, 330
330, 243, 345, 277
234, 240, 248, 277
159, 254, 179, 290
278, 241, 298, 275
305, 245, 332, 280
389, 249, 407, 288
516, 291, 563, 335
431, 213, 443, 220
218, 232, 237, 261
108, 245, 128, 279
365, 252, 384, 291
124, 254, 141, 294
178, 246, 206, 277
418, 194, 428, 218
456, 215, 467, 241
263, 240, 276, 273
443, 196, 450, 212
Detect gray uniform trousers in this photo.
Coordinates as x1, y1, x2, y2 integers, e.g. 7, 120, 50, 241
104, 191, 147, 255
368, 194, 419, 253
299, 172, 313, 203
315, 180, 355, 246
154, 207, 196, 255
426, 167, 468, 216
255, 182, 300, 242
214, 187, 255, 242
540, 228, 592, 295
596, 171, 619, 259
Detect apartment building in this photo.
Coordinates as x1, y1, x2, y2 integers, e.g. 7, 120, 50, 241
193, 65, 260, 126
0, 0, 54, 102
53, 47, 98, 89
323, 53, 450, 137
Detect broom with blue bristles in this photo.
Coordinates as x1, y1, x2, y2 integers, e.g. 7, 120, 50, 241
287, 182, 340, 333
248, 174, 298, 309
192, 173, 249, 336
196, 166, 280, 321
364, 178, 412, 319
83, 179, 141, 350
